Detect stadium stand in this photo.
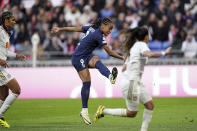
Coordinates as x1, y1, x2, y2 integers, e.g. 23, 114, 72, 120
0, 0, 196, 66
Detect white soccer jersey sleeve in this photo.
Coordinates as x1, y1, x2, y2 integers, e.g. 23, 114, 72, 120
123, 42, 150, 81
0, 26, 14, 61
139, 42, 150, 55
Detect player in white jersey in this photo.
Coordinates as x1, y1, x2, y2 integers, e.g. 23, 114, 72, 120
0, 11, 26, 128
94, 27, 171, 131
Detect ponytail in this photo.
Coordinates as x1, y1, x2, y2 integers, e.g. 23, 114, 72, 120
120, 28, 138, 57
120, 27, 148, 58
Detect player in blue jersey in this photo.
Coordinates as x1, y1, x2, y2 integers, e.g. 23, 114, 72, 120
51, 18, 124, 125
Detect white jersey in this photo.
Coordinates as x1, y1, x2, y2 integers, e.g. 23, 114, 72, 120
123, 41, 150, 81
0, 26, 10, 61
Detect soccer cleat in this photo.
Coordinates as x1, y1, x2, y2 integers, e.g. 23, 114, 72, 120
0, 117, 10, 128
80, 112, 92, 125
109, 67, 118, 84
94, 105, 105, 122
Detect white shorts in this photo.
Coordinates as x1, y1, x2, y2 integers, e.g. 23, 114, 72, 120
0, 67, 14, 86
120, 78, 152, 111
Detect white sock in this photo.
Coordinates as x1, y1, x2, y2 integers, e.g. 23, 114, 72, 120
141, 109, 153, 131
81, 108, 88, 113
0, 93, 19, 117
103, 108, 127, 117
0, 100, 4, 108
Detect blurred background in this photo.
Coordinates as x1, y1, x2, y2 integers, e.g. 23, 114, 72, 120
0, 0, 197, 98
0, 1, 196, 130
0, 0, 196, 66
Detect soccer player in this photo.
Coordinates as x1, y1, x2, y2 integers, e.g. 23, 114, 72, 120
51, 18, 124, 125
0, 11, 26, 128
94, 27, 171, 131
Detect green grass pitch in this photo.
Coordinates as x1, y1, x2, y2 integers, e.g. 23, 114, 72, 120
0, 98, 197, 131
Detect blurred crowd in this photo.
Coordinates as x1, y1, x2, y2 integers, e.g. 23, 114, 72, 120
1, 0, 197, 60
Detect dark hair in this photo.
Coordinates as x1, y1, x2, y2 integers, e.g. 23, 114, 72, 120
120, 27, 149, 57
92, 17, 112, 29
0, 11, 13, 35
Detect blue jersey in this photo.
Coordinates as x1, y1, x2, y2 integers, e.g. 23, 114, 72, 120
73, 26, 107, 56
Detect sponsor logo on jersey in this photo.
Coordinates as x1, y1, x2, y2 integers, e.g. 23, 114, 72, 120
7, 74, 11, 79
6, 42, 10, 48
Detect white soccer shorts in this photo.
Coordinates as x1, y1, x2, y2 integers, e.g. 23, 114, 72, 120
0, 67, 14, 86
120, 78, 152, 111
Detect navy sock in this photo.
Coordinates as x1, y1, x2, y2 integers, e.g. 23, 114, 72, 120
81, 81, 91, 108
95, 61, 110, 78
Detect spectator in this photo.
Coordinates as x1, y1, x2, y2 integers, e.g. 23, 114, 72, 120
65, 5, 81, 26
113, 0, 127, 16
154, 20, 168, 41
171, 28, 187, 51
100, 4, 114, 18
2, 0, 197, 60
167, 3, 177, 24
168, 24, 177, 43
79, 5, 95, 25
75, 0, 85, 13
184, 19, 195, 35
66, 37, 75, 54
15, 23, 29, 49
174, 12, 184, 29
45, 36, 63, 52
115, 12, 125, 30
181, 34, 197, 58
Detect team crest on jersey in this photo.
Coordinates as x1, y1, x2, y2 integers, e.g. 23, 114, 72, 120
7, 74, 11, 79
6, 42, 10, 48
133, 95, 137, 101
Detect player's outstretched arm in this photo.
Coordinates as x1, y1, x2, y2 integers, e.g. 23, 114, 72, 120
16, 54, 26, 61
51, 26, 83, 34
102, 45, 124, 60
143, 47, 171, 58
7, 50, 26, 61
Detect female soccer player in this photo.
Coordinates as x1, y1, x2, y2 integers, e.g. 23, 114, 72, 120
51, 18, 124, 125
94, 27, 171, 131
0, 11, 26, 128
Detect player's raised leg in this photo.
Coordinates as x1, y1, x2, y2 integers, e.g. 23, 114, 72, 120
88, 56, 118, 84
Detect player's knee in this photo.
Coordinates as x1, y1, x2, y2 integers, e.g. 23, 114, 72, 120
126, 110, 138, 118
93, 56, 100, 63
13, 87, 21, 95
145, 101, 154, 110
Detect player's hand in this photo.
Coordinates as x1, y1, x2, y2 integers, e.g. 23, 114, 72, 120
165, 47, 171, 55
51, 27, 60, 34
122, 64, 127, 72
16, 54, 26, 61
0, 59, 8, 68
122, 56, 124, 61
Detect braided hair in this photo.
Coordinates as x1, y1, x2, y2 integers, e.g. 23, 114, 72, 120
92, 17, 112, 29
0, 11, 13, 35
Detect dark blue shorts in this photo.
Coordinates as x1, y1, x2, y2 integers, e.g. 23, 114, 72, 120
72, 54, 94, 72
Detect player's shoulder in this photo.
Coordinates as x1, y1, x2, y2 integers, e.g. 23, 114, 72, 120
0, 26, 3, 32
135, 41, 147, 47
136, 41, 146, 45
93, 28, 103, 36
87, 26, 95, 31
